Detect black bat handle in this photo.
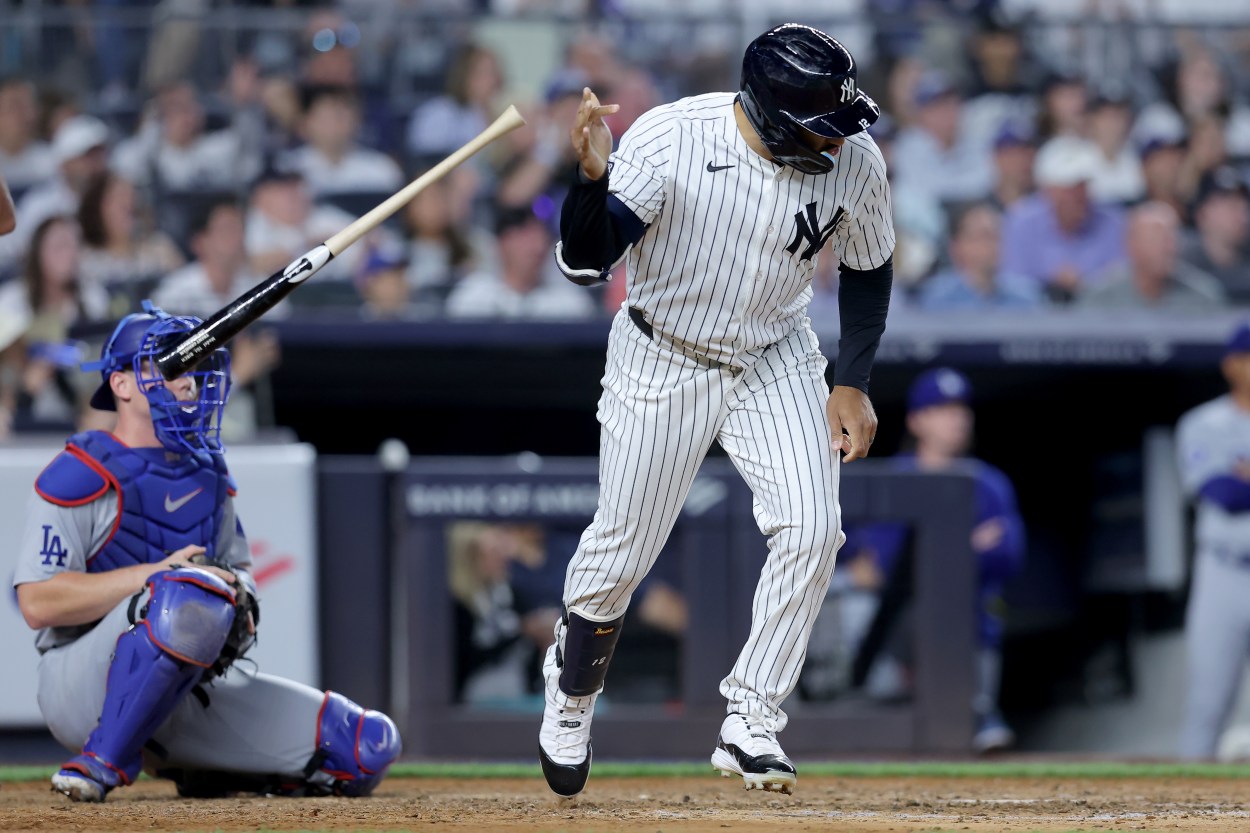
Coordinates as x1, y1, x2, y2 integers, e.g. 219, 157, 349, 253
155, 245, 331, 379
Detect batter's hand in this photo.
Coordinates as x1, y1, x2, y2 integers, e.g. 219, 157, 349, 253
828, 386, 878, 463
571, 87, 619, 181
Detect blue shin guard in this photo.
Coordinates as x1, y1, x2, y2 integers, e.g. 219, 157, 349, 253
55, 569, 236, 801
305, 691, 402, 796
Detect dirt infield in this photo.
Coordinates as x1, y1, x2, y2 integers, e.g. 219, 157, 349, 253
3, 774, 1250, 832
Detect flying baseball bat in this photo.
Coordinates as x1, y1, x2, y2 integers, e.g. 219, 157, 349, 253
155, 104, 527, 380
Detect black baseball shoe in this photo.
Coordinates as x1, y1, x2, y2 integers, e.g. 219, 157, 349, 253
538, 678, 596, 797
710, 713, 797, 795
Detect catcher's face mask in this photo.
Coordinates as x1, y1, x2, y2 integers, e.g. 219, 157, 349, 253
134, 315, 232, 455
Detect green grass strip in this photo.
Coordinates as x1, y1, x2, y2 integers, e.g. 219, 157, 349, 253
8, 760, 1250, 784
385, 760, 1250, 779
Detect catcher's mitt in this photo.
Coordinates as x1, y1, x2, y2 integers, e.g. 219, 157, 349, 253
187, 555, 260, 680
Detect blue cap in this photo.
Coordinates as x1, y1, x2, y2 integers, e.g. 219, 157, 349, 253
993, 120, 1034, 150
81, 310, 161, 411
356, 241, 408, 281
544, 68, 589, 104
1226, 321, 1250, 357
907, 367, 972, 413
913, 71, 957, 107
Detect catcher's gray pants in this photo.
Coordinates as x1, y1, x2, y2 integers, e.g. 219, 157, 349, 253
1180, 549, 1250, 759
38, 588, 323, 777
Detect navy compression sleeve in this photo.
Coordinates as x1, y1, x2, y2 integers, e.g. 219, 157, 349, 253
556, 164, 646, 286
834, 257, 893, 392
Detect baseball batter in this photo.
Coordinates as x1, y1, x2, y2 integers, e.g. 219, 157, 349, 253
13, 303, 401, 802
1178, 321, 1250, 759
539, 24, 894, 797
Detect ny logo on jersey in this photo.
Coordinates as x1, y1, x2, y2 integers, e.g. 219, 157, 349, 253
840, 77, 856, 103
39, 525, 67, 567
786, 203, 845, 262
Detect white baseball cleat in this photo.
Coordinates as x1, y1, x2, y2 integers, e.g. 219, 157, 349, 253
711, 713, 797, 795
538, 678, 597, 797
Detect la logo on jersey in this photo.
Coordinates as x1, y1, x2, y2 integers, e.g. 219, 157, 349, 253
840, 77, 856, 103
786, 203, 845, 262
39, 525, 67, 567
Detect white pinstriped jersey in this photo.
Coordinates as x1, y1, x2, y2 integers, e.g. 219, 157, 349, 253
609, 92, 894, 366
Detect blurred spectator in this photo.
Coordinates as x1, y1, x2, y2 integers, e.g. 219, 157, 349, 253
1036, 71, 1088, 141
917, 203, 1042, 310
76, 171, 184, 300
0, 115, 111, 273
603, 65, 662, 138
0, 173, 14, 237
357, 241, 415, 320
988, 121, 1036, 211
298, 8, 362, 88
1087, 90, 1145, 206
495, 71, 588, 236
446, 204, 597, 320
257, 73, 305, 157
153, 199, 259, 316
152, 199, 280, 439
406, 43, 504, 167
564, 30, 623, 93
892, 71, 994, 204
1139, 129, 1189, 218
283, 85, 403, 197
1080, 202, 1225, 312
0, 77, 56, 194
1135, 47, 1250, 161
0, 215, 108, 432
1182, 166, 1250, 304
1000, 136, 1125, 302
112, 79, 263, 192
401, 175, 494, 309
960, 13, 1039, 153
448, 521, 560, 704
244, 165, 358, 281
1178, 114, 1231, 211
1176, 322, 1250, 760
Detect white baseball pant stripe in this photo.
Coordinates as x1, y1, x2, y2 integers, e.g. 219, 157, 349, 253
556, 308, 844, 729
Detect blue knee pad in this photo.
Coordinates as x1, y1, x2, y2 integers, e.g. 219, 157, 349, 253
306, 692, 402, 797
80, 568, 237, 785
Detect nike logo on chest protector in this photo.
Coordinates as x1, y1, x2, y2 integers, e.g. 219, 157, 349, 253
164, 487, 204, 513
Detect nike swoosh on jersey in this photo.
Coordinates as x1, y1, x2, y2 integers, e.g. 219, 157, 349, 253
164, 487, 205, 513
706, 162, 734, 172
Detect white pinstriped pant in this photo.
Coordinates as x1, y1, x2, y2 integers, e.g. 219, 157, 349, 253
552, 308, 845, 730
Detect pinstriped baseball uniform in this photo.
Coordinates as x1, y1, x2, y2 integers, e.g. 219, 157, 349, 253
554, 92, 894, 728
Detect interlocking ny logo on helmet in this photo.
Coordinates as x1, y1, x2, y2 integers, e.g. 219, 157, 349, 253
82, 301, 232, 455
738, 23, 880, 175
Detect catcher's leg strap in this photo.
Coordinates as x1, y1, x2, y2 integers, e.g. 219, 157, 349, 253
304, 691, 402, 797
558, 606, 626, 698
74, 570, 236, 786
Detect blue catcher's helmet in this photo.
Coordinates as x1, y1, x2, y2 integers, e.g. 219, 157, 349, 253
738, 24, 880, 175
82, 301, 231, 454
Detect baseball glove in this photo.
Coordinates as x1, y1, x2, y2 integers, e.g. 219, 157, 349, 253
187, 555, 261, 681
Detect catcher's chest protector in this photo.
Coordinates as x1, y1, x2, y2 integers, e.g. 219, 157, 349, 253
65, 431, 230, 571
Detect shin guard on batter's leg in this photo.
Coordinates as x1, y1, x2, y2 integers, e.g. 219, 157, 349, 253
539, 606, 625, 797
52, 569, 236, 802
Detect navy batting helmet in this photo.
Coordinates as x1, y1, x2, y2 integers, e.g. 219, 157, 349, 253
738, 24, 880, 175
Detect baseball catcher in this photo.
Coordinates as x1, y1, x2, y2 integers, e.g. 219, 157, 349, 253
14, 302, 401, 802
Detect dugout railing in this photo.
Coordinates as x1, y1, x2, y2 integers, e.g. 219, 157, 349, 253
325, 456, 978, 759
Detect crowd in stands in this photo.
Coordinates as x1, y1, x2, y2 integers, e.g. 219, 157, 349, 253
0, 2, 1247, 438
